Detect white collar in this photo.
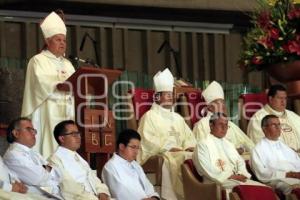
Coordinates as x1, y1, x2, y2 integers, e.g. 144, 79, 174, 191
265, 104, 285, 116
55, 146, 77, 159
41, 50, 64, 61
114, 153, 135, 166
11, 142, 32, 152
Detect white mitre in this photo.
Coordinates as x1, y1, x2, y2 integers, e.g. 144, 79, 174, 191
202, 81, 224, 104
40, 11, 66, 39
153, 68, 174, 92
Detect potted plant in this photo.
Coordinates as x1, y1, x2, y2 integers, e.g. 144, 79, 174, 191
239, 0, 300, 82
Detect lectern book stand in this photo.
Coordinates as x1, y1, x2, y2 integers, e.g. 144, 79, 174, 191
57, 66, 122, 171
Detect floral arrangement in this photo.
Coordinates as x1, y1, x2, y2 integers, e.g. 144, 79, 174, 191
239, 0, 300, 72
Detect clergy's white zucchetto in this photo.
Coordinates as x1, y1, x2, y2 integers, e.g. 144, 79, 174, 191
40, 12, 66, 39
202, 81, 224, 104
153, 68, 174, 92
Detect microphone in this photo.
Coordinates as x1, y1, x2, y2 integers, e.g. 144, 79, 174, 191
79, 33, 88, 51
69, 55, 87, 63
69, 55, 99, 67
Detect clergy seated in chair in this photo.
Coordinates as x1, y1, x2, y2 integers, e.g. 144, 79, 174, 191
251, 115, 300, 197
247, 84, 300, 152
193, 81, 254, 158
137, 68, 196, 200
3, 117, 62, 199
102, 129, 160, 200
192, 113, 265, 199
0, 155, 49, 200
48, 120, 111, 200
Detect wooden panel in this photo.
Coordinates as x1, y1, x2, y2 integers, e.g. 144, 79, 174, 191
112, 28, 124, 69
83, 109, 116, 153
214, 34, 225, 81
149, 31, 167, 75
0, 22, 6, 57
5, 22, 22, 58
127, 29, 144, 72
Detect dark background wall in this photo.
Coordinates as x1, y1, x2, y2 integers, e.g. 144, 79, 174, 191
0, 1, 266, 124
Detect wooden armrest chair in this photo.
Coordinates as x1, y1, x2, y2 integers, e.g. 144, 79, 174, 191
142, 155, 164, 186
181, 159, 223, 200
290, 188, 300, 200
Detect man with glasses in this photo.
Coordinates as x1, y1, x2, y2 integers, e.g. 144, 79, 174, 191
193, 113, 264, 198
3, 117, 62, 198
248, 84, 300, 152
48, 120, 111, 200
251, 115, 300, 195
102, 129, 160, 200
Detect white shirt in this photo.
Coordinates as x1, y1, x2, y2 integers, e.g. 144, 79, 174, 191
251, 137, 300, 182
3, 143, 61, 196
102, 153, 159, 200
0, 156, 19, 192
49, 146, 110, 196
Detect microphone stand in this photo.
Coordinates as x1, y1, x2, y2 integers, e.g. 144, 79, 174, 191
80, 32, 100, 68
157, 40, 181, 78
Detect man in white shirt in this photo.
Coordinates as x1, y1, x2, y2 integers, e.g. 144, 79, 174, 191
102, 129, 160, 200
251, 114, 300, 195
3, 117, 62, 198
48, 120, 111, 200
137, 68, 196, 200
193, 112, 264, 196
193, 81, 254, 155
0, 155, 48, 200
247, 84, 300, 151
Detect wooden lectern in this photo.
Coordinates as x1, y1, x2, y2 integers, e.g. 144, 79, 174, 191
57, 66, 122, 170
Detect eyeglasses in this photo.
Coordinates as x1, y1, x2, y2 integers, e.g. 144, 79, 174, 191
17, 127, 37, 135
214, 123, 230, 129
61, 131, 82, 137
127, 145, 140, 150
265, 123, 281, 128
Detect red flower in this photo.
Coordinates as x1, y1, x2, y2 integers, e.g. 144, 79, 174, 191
258, 36, 274, 49
257, 11, 271, 29
252, 56, 263, 65
288, 8, 300, 20
283, 40, 300, 55
269, 28, 280, 40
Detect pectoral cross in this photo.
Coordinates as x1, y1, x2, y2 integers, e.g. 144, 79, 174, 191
216, 159, 225, 171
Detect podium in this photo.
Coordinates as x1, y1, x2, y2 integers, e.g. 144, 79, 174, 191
58, 66, 122, 170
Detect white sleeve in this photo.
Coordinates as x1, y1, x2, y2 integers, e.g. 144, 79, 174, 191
101, 166, 140, 199
192, 143, 232, 184
250, 148, 286, 182
4, 152, 54, 187
137, 165, 159, 198
0, 180, 12, 192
